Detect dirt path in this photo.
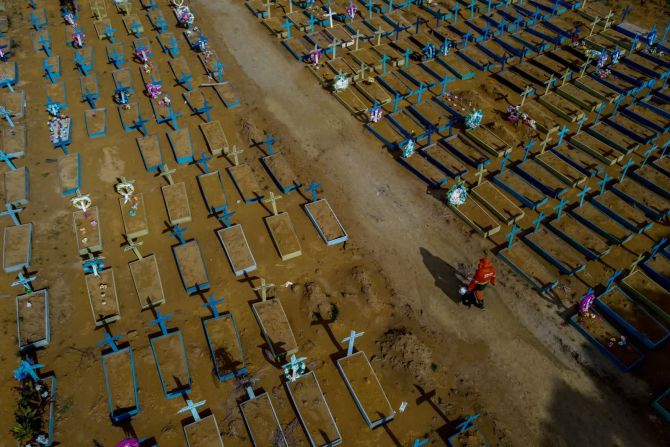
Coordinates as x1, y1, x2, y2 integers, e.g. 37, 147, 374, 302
194, 1, 666, 445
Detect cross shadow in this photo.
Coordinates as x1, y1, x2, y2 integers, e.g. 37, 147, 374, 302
381, 423, 403, 447
310, 314, 340, 351
419, 247, 466, 304
415, 384, 449, 422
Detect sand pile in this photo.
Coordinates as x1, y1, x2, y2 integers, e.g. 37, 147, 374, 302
377, 327, 435, 384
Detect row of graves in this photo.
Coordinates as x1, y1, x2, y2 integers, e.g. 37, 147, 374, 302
244, 0, 670, 424
0, 0, 432, 446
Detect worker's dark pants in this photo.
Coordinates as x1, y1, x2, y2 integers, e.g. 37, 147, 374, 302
462, 283, 488, 306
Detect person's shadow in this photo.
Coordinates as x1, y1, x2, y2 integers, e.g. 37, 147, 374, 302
420, 247, 467, 305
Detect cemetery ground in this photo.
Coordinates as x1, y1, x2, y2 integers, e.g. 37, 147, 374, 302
0, 1, 667, 447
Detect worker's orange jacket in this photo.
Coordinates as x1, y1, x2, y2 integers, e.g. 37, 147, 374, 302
467, 258, 496, 298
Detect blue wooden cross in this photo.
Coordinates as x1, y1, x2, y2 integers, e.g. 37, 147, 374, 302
165, 34, 180, 57
629, 34, 639, 56
170, 224, 187, 244
483, 22, 492, 40
42, 58, 59, 83
1, 204, 22, 225
413, 438, 430, 447
612, 95, 624, 116
463, 30, 471, 48
82, 257, 105, 276
414, 17, 423, 34
453, 1, 460, 24
216, 204, 235, 227
641, 144, 657, 167
12, 272, 36, 292
532, 8, 541, 23
662, 140, 670, 158
263, 132, 277, 155
104, 23, 117, 43
415, 82, 427, 104
130, 19, 143, 37
308, 14, 318, 33
37, 32, 52, 57
306, 180, 321, 202
0, 105, 14, 127
82, 88, 98, 109
605, 270, 622, 293
404, 48, 412, 67
165, 106, 182, 130
499, 150, 511, 173
366, 0, 374, 18
619, 157, 634, 182
593, 102, 606, 124
662, 23, 670, 44
621, 5, 632, 23
393, 92, 402, 112
578, 185, 591, 208
499, 17, 508, 33
154, 14, 168, 33
597, 172, 612, 195
143, 0, 158, 10
435, 9, 445, 28
130, 114, 149, 135
380, 53, 389, 74
74, 51, 93, 76
27, 0, 37, 9
0, 149, 17, 170
176, 70, 193, 90
196, 152, 212, 174
108, 46, 125, 69
455, 414, 480, 433
514, 14, 524, 31
97, 332, 123, 353
150, 311, 174, 336
523, 139, 536, 161
197, 99, 213, 122
178, 399, 206, 422
551, 0, 559, 16
342, 329, 365, 356
210, 59, 224, 82
575, 115, 587, 134
14, 360, 44, 382
650, 237, 668, 259
439, 73, 455, 95
556, 125, 569, 147
282, 17, 293, 38
30, 11, 47, 31
554, 197, 569, 219
533, 211, 545, 233
203, 294, 225, 318
506, 223, 521, 248
468, 0, 476, 19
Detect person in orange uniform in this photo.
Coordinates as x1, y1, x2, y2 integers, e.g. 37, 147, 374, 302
464, 257, 496, 309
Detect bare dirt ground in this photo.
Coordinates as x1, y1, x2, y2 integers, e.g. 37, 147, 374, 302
0, 0, 666, 446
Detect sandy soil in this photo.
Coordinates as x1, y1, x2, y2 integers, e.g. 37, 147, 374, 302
0, 1, 667, 447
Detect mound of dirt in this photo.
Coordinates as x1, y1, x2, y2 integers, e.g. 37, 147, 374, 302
351, 266, 380, 307
303, 282, 337, 321
377, 327, 435, 384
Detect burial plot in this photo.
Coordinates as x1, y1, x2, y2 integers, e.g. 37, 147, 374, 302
201, 297, 248, 381
262, 152, 301, 193
172, 237, 210, 294
493, 169, 548, 210
1, 89, 25, 118
57, 153, 80, 196
587, 123, 639, 157
183, 89, 213, 122
450, 195, 501, 238
0, 60, 17, 87
118, 101, 144, 132
3, 125, 26, 158
168, 128, 194, 164
162, 182, 191, 225
266, 209, 302, 261
157, 32, 180, 57
149, 313, 192, 398
569, 202, 633, 245
197, 170, 228, 213
147, 9, 168, 34
612, 178, 670, 220
622, 270, 670, 324
73, 206, 103, 254
498, 241, 559, 293
551, 143, 604, 178
120, 193, 149, 239
513, 161, 570, 198
3, 223, 32, 272
136, 134, 164, 172
441, 134, 490, 168
447, 415, 490, 447
305, 198, 348, 245
606, 113, 658, 145
520, 100, 561, 135
557, 82, 601, 111
569, 131, 623, 165
535, 151, 587, 186
99, 334, 139, 422
547, 215, 611, 260
285, 370, 342, 447
337, 350, 395, 428
642, 247, 670, 293
334, 84, 369, 115
465, 126, 511, 158
524, 225, 586, 275
16, 289, 49, 351
85, 268, 121, 326
198, 50, 225, 82
596, 286, 670, 349
4, 166, 29, 206
129, 254, 166, 309
570, 307, 644, 371
419, 143, 468, 179
654, 389, 670, 422
168, 56, 193, 90
252, 295, 298, 360
84, 108, 107, 137
217, 224, 257, 275
199, 120, 228, 156
240, 388, 288, 447
228, 163, 264, 203
470, 181, 524, 225
123, 14, 144, 36
623, 103, 670, 135
592, 191, 654, 234
80, 73, 100, 108
356, 80, 391, 106
213, 81, 241, 108
538, 91, 585, 122
574, 76, 619, 103
631, 165, 670, 200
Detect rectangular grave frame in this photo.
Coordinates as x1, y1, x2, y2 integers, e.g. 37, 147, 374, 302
73, 207, 103, 255
101, 344, 140, 422
653, 388, 670, 422
57, 152, 80, 196
336, 351, 395, 429
4, 166, 29, 207
522, 227, 587, 276
621, 270, 670, 324
129, 254, 166, 310
202, 311, 248, 381
217, 225, 257, 276
172, 239, 210, 294
252, 297, 298, 360
162, 182, 192, 225
546, 217, 611, 261
85, 268, 121, 326
497, 244, 559, 293
240, 390, 288, 447
3, 124, 27, 158
265, 211, 302, 261
3, 223, 32, 273
197, 170, 228, 214
149, 329, 192, 399
261, 153, 301, 193
84, 107, 107, 138
285, 371, 343, 447
16, 288, 49, 351
136, 134, 164, 172
167, 128, 195, 164
199, 120, 228, 156
120, 193, 149, 239
449, 199, 501, 238
470, 181, 525, 225
305, 198, 348, 245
